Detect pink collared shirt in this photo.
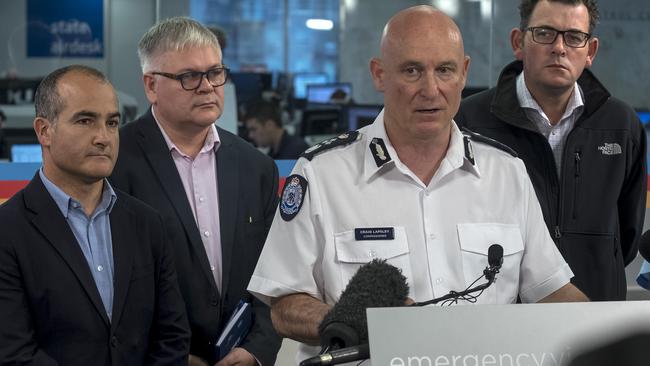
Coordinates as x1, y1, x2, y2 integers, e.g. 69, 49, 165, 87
153, 109, 223, 291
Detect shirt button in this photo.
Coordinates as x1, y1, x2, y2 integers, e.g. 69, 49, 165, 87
97, 265, 104, 272
435, 278, 443, 284
211, 265, 215, 271
369, 250, 377, 258
199, 196, 205, 202
204, 231, 210, 237
428, 233, 436, 240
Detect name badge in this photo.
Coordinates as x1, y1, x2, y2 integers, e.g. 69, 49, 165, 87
354, 227, 395, 241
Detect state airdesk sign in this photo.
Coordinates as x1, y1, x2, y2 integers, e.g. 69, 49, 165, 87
27, 0, 104, 58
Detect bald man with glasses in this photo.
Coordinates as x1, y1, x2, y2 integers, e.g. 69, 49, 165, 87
457, 0, 647, 301
110, 17, 281, 366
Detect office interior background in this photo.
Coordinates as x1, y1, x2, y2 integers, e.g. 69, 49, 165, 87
1, 0, 650, 358
2, 0, 650, 281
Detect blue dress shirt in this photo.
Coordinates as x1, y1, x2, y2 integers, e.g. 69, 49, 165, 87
39, 169, 117, 319
637, 260, 650, 291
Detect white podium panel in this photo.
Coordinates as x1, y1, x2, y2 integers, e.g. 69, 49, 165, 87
367, 301, 650, 366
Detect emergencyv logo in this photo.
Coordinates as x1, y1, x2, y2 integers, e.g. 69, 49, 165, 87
597, 142, 622, 155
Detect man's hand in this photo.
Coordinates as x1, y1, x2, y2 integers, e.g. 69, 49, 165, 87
214, 347, 257, 366
188, 354, 210, 366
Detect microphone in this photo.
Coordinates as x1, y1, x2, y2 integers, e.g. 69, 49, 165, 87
299, 344, 370, 366
484, 244, 504, 282
300, 259, 409, 366
414, 244, 503, 306
488, 243, 504, 268
638, 230, 650, 262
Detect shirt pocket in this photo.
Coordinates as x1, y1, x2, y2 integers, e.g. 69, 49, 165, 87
334, 226, 414, 299
457, 223, 524, 304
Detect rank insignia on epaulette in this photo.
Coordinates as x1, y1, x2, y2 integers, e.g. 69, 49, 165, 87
463, 135, 475, 166
370, 137, 392, 167
280, 174, 308, 221
301, 131, 360, 161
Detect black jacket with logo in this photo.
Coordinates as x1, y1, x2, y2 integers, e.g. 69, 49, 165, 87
456, 60, 647, 301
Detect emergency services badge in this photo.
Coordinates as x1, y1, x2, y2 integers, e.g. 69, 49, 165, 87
280, 174, 308, 221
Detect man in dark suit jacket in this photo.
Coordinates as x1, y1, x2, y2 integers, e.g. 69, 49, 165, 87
110, 17, 281, 366
0, 65, 189, 365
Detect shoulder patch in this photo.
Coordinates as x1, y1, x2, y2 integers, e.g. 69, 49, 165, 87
301, 131, 360, 161
280, 175, 308, 221
460, 127, 517, 158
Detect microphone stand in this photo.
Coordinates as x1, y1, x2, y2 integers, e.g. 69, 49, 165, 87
412, 265, 500, 307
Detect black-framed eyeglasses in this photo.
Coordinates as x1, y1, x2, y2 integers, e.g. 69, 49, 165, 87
525, 27, 591, 48
151, 67, 230, 91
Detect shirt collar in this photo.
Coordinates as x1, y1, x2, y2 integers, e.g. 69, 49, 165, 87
516, 72, 584, 124
39, 168, 117, 218
362, 109, 480, 182
151, 107, 221, 158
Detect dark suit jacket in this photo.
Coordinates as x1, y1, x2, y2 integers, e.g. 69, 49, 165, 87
0, 174, 190, 365
110, 109, 281, 365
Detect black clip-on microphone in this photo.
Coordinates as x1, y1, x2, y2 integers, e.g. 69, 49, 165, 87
412, 244, 504, 306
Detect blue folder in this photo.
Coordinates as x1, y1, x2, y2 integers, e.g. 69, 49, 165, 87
214, 300, 253, 361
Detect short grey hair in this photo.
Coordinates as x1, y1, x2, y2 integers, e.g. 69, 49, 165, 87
35, 65, 110, 122
138, 16, 221, 73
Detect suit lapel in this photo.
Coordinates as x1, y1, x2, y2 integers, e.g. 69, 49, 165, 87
108, 197, 134, 328
25, 175, 110, 326
216, 128, 239, 295
135, 111, 218, 290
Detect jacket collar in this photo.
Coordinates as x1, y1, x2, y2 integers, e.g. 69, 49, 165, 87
134, 109, 221, 292
490, 60, 611, 129
23, 174, 115, 326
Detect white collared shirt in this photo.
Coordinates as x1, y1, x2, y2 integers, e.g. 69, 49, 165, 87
516, 72, 584, 177
248, 110, 572, 363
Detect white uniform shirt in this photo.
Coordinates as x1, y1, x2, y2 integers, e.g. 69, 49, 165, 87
248, 111, 573, 362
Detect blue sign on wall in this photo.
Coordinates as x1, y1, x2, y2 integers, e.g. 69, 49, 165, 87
27, 0, 104, 58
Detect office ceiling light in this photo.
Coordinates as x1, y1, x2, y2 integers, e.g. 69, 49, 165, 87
306, 19, 334, 31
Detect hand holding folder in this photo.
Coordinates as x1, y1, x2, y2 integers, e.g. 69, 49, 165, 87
214, 300, 254, 362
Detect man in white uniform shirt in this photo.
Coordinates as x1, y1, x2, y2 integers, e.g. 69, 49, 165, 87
248, 5, 588, 363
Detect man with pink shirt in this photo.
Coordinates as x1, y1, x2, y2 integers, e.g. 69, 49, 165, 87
110, 17, 281, 366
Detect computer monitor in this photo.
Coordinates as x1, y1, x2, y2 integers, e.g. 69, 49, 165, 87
292, 73, 329, 99
11, 144, 42, 163
347, 104, 383, 130
306, 83, 352, 104
300, 108, 344, 137
229, 72, 273, 107
0, 78, 42, 104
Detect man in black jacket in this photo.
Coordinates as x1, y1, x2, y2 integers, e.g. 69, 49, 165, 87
456, 0, 647, 301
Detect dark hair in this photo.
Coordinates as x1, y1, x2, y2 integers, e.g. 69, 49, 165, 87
208, 26, 228, 50
245, 100, 282, 128
34, 65, 109, 121
519, 0, 599, 33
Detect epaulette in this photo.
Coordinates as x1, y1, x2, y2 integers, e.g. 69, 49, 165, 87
461, 127, 517, 158
301, 131, 360, 161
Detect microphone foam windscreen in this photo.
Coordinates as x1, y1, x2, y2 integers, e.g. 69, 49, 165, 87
487, 244, 504, 267
319, 259, 409, 343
